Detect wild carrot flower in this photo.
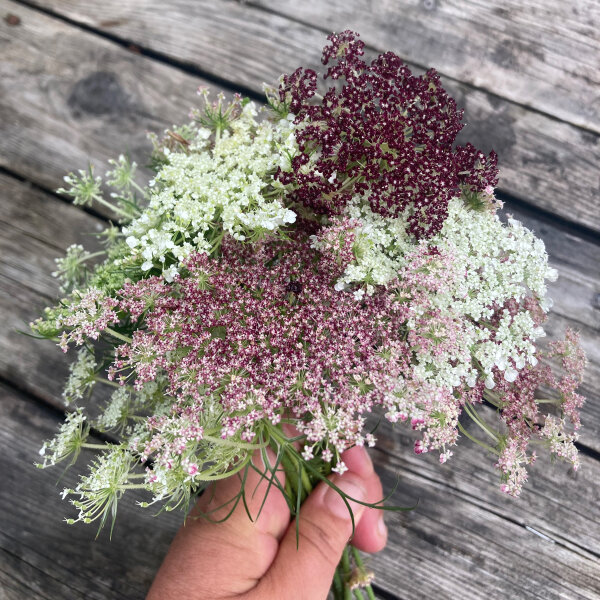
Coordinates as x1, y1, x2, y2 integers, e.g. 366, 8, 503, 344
34, 31, 585, 540
276, 31, 498, 238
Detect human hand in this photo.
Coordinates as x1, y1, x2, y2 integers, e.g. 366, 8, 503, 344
147, 445, 387, 600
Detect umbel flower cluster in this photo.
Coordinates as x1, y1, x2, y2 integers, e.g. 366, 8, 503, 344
34, 31, 585, 598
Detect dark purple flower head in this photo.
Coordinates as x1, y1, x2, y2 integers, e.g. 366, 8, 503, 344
277, 31, 499, 238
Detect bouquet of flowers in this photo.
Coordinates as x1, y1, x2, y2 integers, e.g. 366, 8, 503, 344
33, 31, 586, 599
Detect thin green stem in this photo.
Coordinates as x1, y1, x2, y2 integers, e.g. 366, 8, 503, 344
91, 194, 133, 219
93, 377, 124, 389
342, 547, 352, 600
104, 328, 133, 344
463, 402, 499, 443
81, 443, 107, 450
482, 389, 501, 408
280, 450, 299, 500
333, 570, 344, 600
130, 180, 146, 198
79, 251, 105, 263
457, 421, 499, 455
534, 398, 560, 405
351, 547, 375, 600
202, 434, 268, 450
118, 484, 147, 490
300, 463, 313, 494
266, 423, 290, 446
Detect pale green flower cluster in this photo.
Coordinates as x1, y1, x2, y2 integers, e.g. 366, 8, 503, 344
433, 199, 556, 387
539, 415, 580, 469
98, 387, 130, 431
58, 159, 142, 223
123, 102, 297, 274
64, 447, 133, 526
62, 349, 97, 405
128, 394, 257, 511
38, 410, 88, 468
325, 196, 413, 296
52, 244, 103, 294
433, 200, 557, 321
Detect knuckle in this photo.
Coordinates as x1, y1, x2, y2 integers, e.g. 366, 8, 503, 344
297, 514, 348, 566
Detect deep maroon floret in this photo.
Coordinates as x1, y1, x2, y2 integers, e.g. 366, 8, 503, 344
276, 31, 499, 238
285, 280, 303, 294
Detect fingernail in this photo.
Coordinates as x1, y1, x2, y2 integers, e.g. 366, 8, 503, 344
377, 514, 387, 539
324, 476, 366, 519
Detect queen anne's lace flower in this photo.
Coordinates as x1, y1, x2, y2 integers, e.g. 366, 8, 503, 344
35, 31, 585, 534
37, 410, 89, 468
62, 349, 97, 405
123, 102, 297, 275
277, 31, 498, 238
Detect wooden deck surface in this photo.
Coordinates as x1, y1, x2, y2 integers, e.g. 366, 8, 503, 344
1, 1, 599, 598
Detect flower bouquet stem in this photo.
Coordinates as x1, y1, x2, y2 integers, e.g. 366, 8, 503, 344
278, 442, 376, 599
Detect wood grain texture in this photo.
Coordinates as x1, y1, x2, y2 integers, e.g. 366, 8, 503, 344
0, 2, 599, 598
14, 0, 600, 232
371, 410, 600, 599
0, 0, 212, 214
0, 173, 104, 406
252, 0, 600, 134
0, 383, 181, 600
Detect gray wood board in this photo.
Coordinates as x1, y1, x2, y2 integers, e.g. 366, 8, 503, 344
9, 0, 600, 232
373, 410, 600, 600
1, 383, 599, 600
251, 0, 600, 134
0, 0, 215, 219
0, 383, 181, 600
0, 2, 599, 597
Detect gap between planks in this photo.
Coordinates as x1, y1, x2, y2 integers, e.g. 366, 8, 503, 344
1, 3, 596, 596
2, 378, 600, 599
9, 0, 265, 103
247, 0, 600, 135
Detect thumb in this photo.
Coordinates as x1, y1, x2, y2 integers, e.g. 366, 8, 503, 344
251, 471, 368, 600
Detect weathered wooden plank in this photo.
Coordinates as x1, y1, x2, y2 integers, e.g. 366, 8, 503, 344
2, 381, 599, 600
1, 175, 598, 599
0, 3, 598, 598
252, 0, 600, 135
12, 0, 600, 232
0, 174, 105, 406
0, 540, 88, 600
372, 417, 600, 599
0, 383, 181, 600
0, 0, 210, 205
